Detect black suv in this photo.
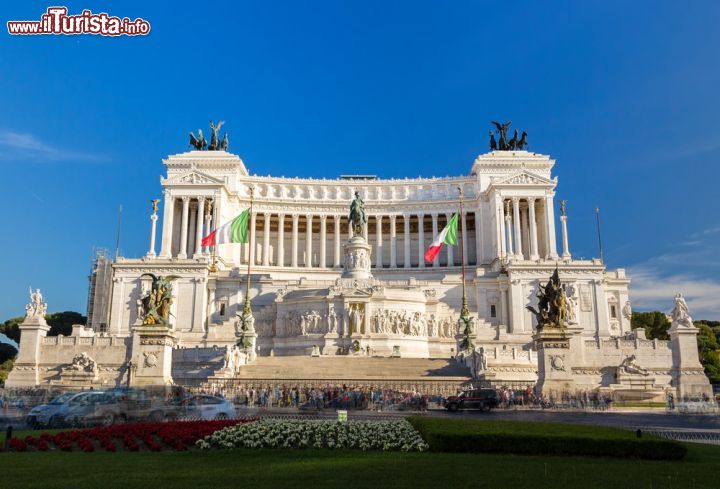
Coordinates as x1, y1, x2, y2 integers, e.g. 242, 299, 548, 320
445, 389, 499, 412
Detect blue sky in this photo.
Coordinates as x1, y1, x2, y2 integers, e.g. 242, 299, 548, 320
1, 1, 719, 319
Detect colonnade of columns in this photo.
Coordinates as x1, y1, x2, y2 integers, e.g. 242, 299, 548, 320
499, 196, 557, 261
159, 195, 215, 259
160, 202, 481, 268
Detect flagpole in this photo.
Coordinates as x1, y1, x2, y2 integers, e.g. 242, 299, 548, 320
242, 185, 254, 321
457, 186, 469, 318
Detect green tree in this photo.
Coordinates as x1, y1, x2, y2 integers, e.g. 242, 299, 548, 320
0, 311, 87, 364
696, 321, 720, 384
46, 311, 87, 337
630, 311, 671, 340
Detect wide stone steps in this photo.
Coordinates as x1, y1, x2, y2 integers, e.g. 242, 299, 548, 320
234, 356, 472, 381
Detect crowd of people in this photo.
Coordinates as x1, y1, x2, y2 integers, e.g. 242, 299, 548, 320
1, 384, 716, 421
197, 384, 433, 411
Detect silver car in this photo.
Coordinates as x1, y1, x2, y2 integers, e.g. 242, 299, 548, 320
26, 392, 78, 428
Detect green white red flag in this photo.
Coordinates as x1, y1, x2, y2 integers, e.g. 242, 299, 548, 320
201, 209, 250, 246
424, 212, 459, 263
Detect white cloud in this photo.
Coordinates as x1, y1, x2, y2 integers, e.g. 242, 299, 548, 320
0, 130, 102, 162
626, 223, 720, 319
628, 264, 720, 320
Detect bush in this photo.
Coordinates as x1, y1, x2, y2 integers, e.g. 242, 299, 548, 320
407, 417, 686, 460
198, 419, 428, 452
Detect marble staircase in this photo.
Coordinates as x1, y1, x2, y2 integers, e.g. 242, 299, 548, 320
235, 356, 472, 382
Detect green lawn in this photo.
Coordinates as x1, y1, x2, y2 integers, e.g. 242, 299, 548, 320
408, 416, 686, 459
0, 445, 718, 489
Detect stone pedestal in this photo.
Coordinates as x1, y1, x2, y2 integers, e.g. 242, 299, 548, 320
130, 325, 176, 386
533, 326, 582, 395
59, 370, 98, 386
669, 323, 713, 399
5, 316, 50, 387
342, 236, 372, 279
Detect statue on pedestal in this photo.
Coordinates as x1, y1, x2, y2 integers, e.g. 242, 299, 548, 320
526, 268, 570, 330
25, 287, 47, 319
138, 274, 178, 326
671, 293, 693, 328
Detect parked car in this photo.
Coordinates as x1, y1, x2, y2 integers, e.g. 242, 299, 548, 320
445, 389, 499, 412
149, 395, 236, 421
63, 391, 126, 427
26, 392, 77, 428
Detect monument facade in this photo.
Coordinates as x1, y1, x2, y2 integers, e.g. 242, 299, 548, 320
6, 123, 712, 401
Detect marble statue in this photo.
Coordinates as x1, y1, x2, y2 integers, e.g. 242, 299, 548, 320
68, 352, 98, 375
348, 304, 364, 335
622, 301, 632, 321
565, 284, 578, 323
25, 287, 47, 319
619, 355, 649, 376
477, 346, 488, 371
671, 293, 693, 328
223, 344, 235, 372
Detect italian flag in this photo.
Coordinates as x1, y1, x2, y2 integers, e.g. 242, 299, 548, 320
424, 212, 459, 263
201, 209, 250, 246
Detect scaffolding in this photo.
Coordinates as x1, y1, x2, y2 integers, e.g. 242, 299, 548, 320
86, 248, 113, 333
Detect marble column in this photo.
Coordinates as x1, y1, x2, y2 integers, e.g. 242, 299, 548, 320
319, 215, 327, 268
203, 201, 212, 255
512, 197, 523, 259
417, 213, 425, 268
147, 210, 158, 258
277, 213, 285, 267
403, 214, 411, 268
178, 196, 190, 259
375, 215, 383, 268
262, 212, 271, 266
461, 211, 468, 266
389, 215, 397, 268
445, 212, 454, 266
561, 215, 571, 259
431, 213, 439, 267
497, 198, 506, 259
500, 284, 509, 327
193, 197, 205, 258
528, 198, 539, 261
475, 209, 483, 264
159, 193, 174, 258
504, 201, 514, 257
545, 194, 559, 258
362, 217, 368, 241
333, 215, 341, 267
291, 214, 299, 268
305, 214, 313, 267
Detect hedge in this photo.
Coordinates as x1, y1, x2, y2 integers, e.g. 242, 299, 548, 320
407, 417, 686, 460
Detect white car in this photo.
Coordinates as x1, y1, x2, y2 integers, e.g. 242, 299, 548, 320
185, 395, 237, 420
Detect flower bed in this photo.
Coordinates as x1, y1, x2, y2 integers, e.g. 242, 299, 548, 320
197, 419, 429, 452
6, 419, 256, 452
